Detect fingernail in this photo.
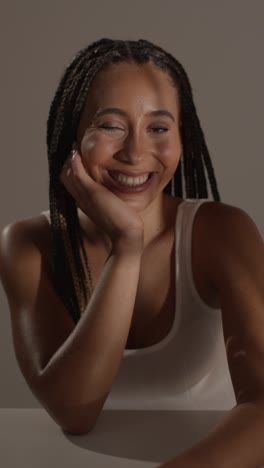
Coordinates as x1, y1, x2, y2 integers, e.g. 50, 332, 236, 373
70, 148, 77, 160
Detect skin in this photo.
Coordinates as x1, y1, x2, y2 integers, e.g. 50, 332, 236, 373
75, 61, 183, 249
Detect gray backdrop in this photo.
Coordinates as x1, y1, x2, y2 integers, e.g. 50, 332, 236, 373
1, 0, 263, 407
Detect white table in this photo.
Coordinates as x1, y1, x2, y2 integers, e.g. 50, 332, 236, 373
0, 408, 238, 467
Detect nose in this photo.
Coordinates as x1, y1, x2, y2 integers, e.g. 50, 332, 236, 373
117, 128, 148, 164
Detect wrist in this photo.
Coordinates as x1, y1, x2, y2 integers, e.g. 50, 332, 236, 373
111, 234, 144, 257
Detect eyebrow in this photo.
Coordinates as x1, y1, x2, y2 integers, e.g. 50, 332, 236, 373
92, 107, 176, 122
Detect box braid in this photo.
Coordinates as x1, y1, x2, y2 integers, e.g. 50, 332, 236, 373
46, 37, 221, 324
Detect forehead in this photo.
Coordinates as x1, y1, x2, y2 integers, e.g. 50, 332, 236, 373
89, 61, 178, 104
91, 60, 176, 91
77, 61, 179, 139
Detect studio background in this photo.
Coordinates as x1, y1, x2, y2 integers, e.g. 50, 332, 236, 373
0, 0, 263, 407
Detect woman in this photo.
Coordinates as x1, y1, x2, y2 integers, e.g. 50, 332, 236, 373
1, 38, 264, 467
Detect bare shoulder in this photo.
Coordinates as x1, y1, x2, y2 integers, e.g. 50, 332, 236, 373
199, 199, 256, 246
194, 198, 251, 244
0, 213, 52, 278
198, 198, 246, 220
197, 199, 260, 293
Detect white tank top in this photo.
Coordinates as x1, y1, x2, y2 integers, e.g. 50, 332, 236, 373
40, 199, 236, 411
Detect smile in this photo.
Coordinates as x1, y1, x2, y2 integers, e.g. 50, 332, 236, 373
108, 171, 151, 186
105, 170, 155, 193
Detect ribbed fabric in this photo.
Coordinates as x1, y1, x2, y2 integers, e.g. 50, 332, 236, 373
40, 199, 236, 410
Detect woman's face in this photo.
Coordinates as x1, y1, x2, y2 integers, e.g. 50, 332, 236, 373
76, 61, 182, 208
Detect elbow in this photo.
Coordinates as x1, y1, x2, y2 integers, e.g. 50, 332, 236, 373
40, 401, 98, 436
62, 422, 95, 436
33, 377, 109, 436
52, 410, 97, 436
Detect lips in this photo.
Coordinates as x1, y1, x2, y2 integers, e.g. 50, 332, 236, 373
104, 170, 155, 193
108, 170, 153, 178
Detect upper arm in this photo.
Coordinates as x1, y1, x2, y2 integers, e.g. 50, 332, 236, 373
209, 203, 264, 406
0, 220, 75, 394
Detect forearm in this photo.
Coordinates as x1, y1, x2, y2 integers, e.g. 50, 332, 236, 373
38, 250, 142, 406
158, 401, 264, 468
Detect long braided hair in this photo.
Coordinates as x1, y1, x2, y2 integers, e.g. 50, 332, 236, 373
46, 37, 221, 324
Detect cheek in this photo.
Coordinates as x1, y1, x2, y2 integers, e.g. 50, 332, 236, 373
80, 132, 123, 181
156, 139, 181, 166
80, 131, 117, 165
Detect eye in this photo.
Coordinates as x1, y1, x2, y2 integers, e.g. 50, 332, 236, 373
98, 124, 124, 131
150, 127, 169, 133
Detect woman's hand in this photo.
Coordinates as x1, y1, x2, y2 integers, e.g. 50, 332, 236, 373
59, 144, 144, 254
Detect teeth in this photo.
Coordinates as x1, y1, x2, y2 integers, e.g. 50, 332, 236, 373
109, 172, 149, 186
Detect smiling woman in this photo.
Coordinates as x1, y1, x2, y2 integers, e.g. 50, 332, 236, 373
3, 37, 264, 468
76, 59, 183, 206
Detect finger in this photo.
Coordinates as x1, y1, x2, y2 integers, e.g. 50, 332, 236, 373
60, 159, 71, 185
60, 167, 74, 195
70, 147, 77, 163
70, 150, 96, 186
60, 167, 85, 211
60, 146, 76, 183
64, 149, 92, 202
